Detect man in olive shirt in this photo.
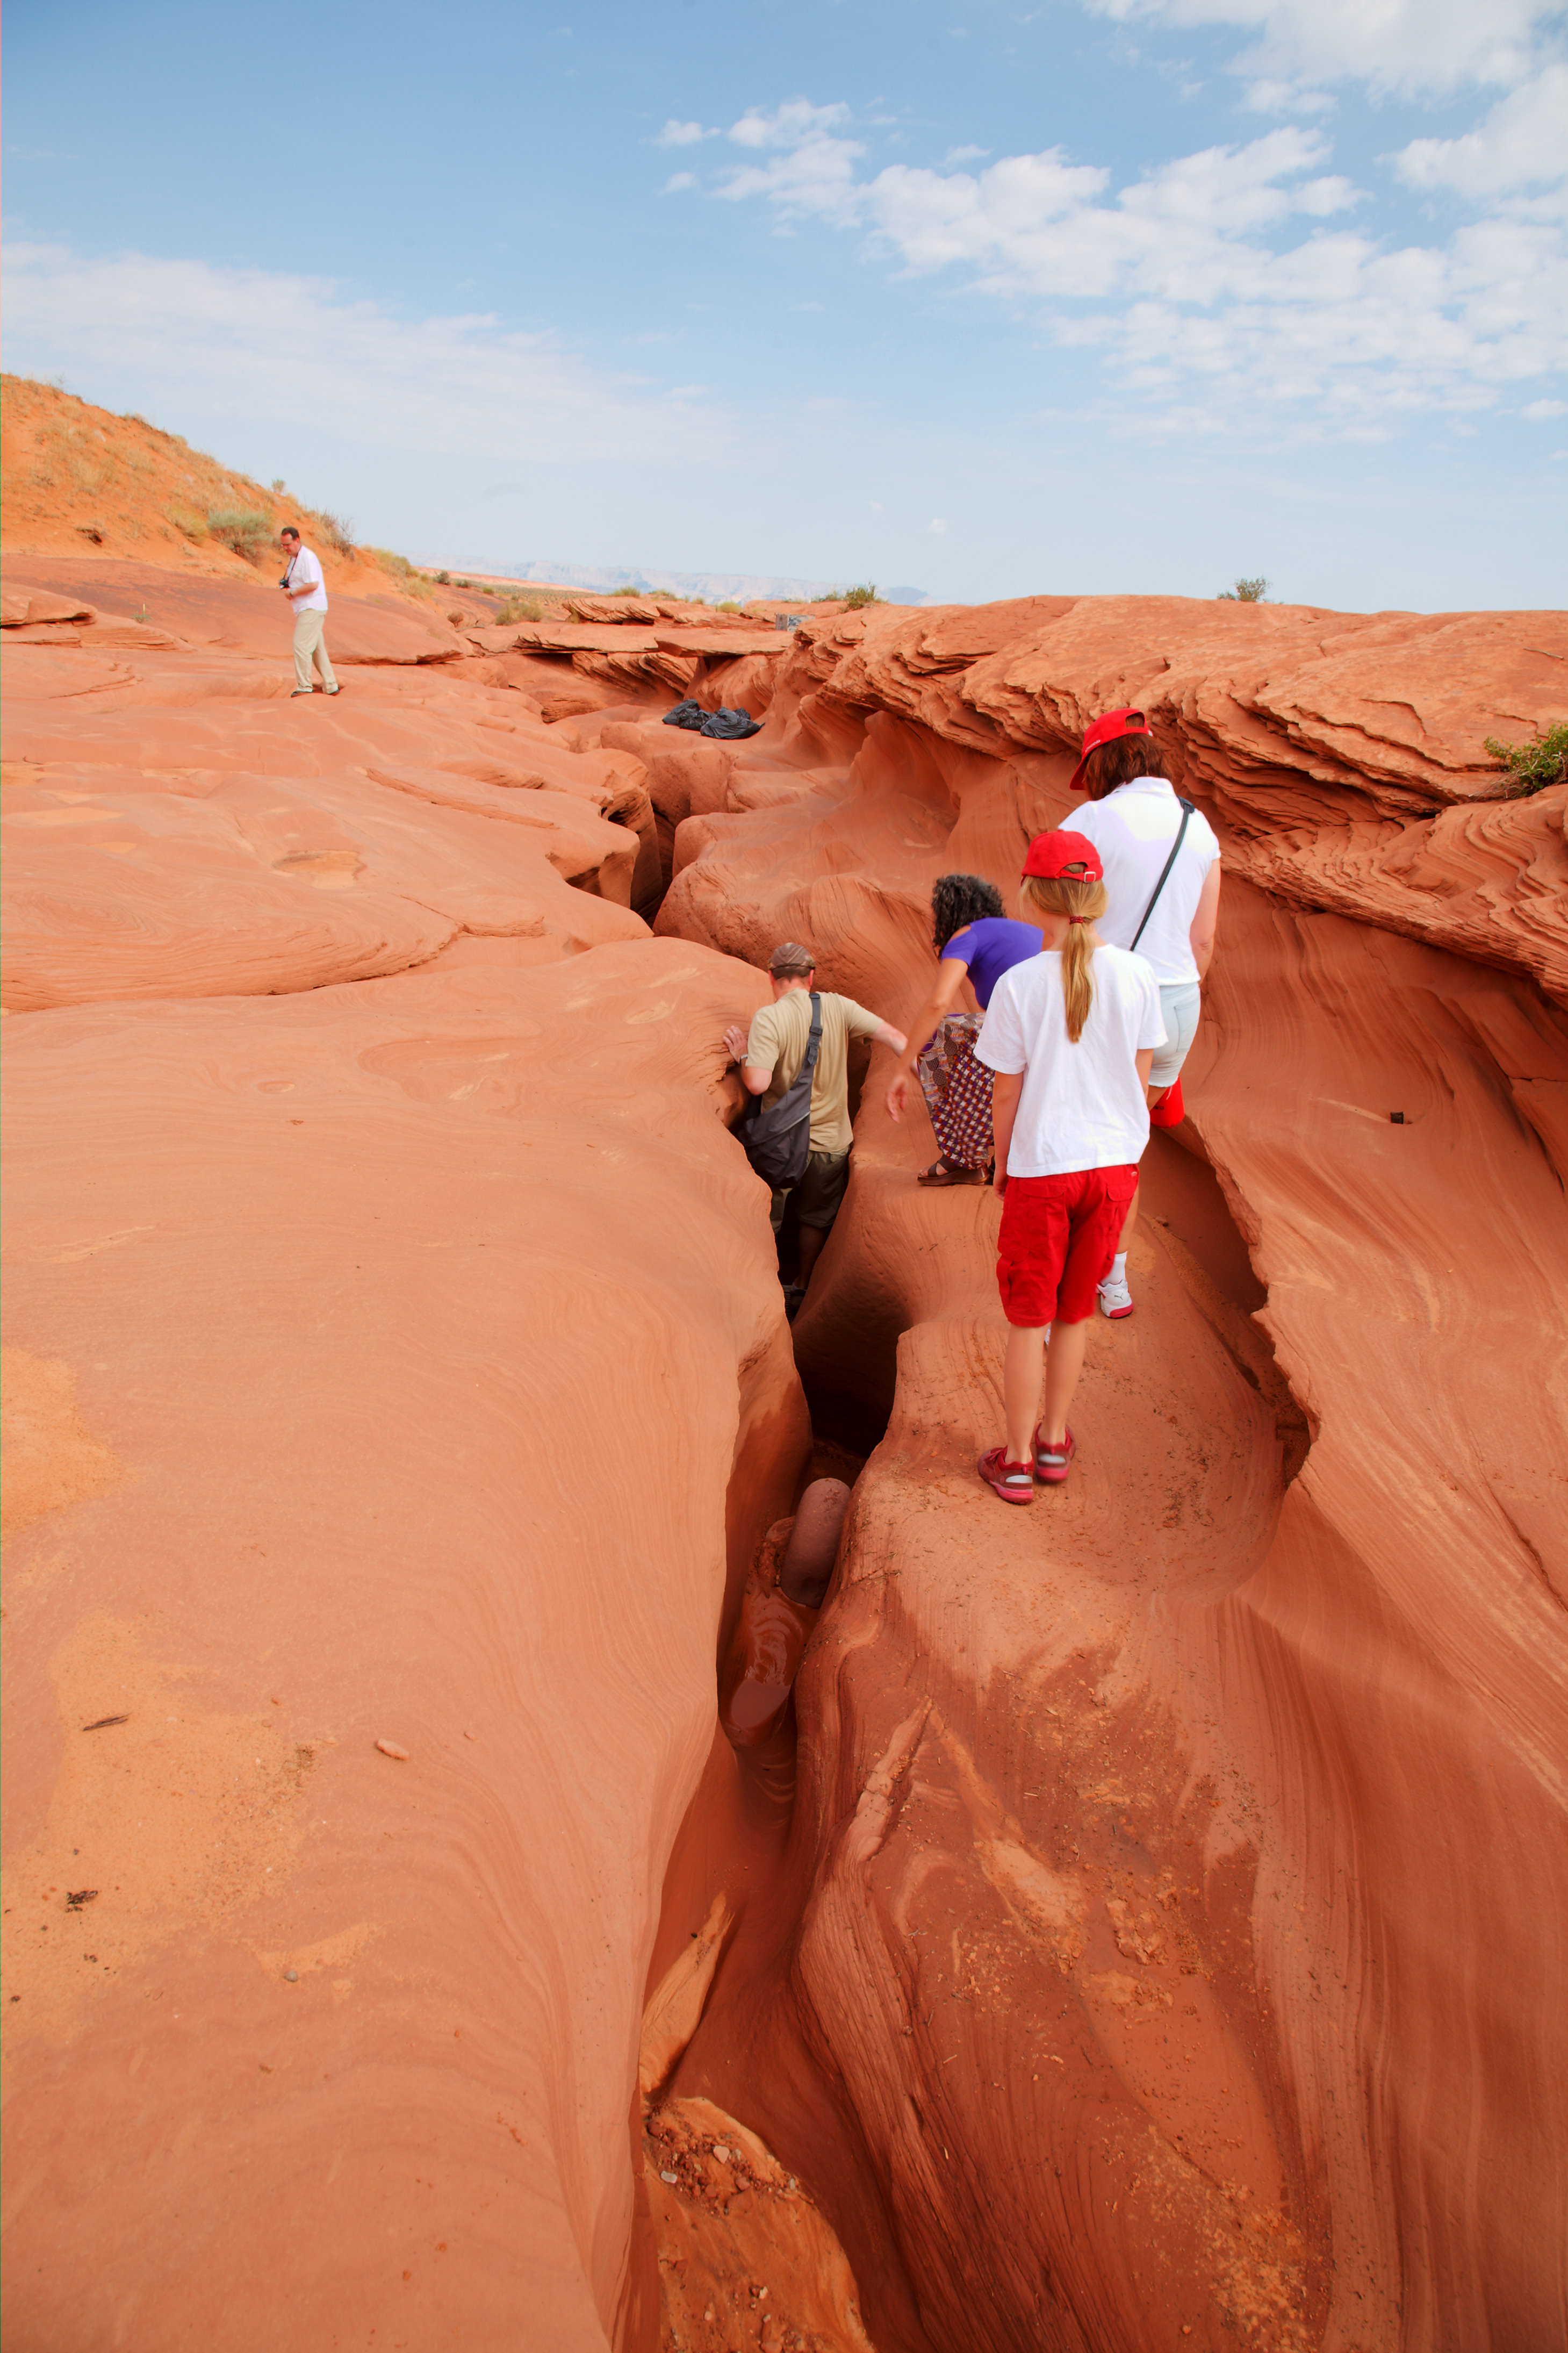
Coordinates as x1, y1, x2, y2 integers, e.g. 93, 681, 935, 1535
723, 941, 907, 1303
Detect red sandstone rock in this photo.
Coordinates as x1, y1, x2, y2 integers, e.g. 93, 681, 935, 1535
4, 519, 1566, 2353
650, 594, 1568, 2353
1, 942, 811, 2350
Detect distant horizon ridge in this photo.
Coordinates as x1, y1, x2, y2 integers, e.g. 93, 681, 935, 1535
413, 554, 933, 604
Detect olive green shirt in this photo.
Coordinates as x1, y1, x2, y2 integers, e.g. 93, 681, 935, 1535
746, 988, 881, 1155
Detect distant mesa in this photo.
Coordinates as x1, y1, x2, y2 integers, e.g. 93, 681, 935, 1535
413, 556, 933, 606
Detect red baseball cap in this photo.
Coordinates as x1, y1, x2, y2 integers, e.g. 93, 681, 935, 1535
1022, 828, 1104, 881
1068, 706, 1151, 794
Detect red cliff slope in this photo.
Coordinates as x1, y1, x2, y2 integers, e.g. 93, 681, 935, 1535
3, 441, 1565, 2353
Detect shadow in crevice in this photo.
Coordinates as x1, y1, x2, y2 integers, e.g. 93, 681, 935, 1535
1142, 1125, 1312, 1484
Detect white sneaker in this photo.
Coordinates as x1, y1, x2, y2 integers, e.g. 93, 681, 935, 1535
1098, 1273, 1134, 1319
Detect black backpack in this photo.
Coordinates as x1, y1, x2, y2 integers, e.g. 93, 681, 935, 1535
739, 994, 822, 1188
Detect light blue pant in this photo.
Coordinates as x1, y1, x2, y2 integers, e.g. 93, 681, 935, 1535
1150, 981, 1200, 1088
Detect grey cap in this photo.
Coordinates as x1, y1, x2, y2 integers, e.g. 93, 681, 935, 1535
768, 941, 816, 975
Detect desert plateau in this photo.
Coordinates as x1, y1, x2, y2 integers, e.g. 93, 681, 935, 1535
2, 367, 1565, 2353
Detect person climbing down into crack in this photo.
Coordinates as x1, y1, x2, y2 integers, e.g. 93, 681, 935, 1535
1066, 707, 1221, 1319
973, 830, 1166, 1503
278, 526, 340, 699
723, 943, 907, 1318
883, 872, 1042, 1183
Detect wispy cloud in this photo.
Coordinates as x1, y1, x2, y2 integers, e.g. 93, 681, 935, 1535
2, 244, 739, 467
1396, 63, 1568, 203
700, 88, 1567, 432
1084, 0, 1560, 97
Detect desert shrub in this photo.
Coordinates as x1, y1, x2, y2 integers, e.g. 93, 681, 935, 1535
167, 504, 208, 542
1218, 576, 1269, 602
436, 569, 451, 585
271, 477, 286, 491
493, 595, 544, 623
842, 583, 880, 608
206, 506, 272, 561
1483, 721, 1568, 797
365, 547, 438, 602
716, 600, 742, 613
318, 510, 356, 556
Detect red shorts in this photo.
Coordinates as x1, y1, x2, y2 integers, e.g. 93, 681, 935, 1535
995, 1166, 1139, 1326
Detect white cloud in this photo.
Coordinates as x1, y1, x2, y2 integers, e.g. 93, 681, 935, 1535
728, 99, 854, 150
1524, 397, 1568, 415
656, 119, 710, 147
663, 172, 697, 193
943, 144, 991, 164
709, 99, 1568, 431
1085, 0, 1561, 95
717, 107, 865, 221
1, 243, 737, 467
1396, 64, 1568, 199
1243, 77, 1336, 114
926, 518, 948, 534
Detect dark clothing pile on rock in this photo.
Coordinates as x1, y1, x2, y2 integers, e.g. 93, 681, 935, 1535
663, 699, 762, 740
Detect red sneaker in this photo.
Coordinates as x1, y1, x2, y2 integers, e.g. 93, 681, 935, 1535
1032, 1425, 1076, 1484
1149, 1075, 1185, 1127
977, 1447, 1035, 1505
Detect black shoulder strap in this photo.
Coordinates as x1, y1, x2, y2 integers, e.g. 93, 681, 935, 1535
801, 993, 823, 1075
1129, 799, 1195, 953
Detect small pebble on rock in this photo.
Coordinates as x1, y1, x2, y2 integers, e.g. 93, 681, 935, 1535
376, 1739, 409, 1761
283, 1969, 299, 1983
660, 2170, 679, 2184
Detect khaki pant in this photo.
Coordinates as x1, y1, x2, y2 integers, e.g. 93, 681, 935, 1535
292, 608, 337, 692
769, 1147, 850, 1233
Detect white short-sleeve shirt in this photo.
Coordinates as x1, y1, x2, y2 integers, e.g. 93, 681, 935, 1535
1068, 779, 1219, 985
284, 546, 328, 614
975, 943, 1166, 1177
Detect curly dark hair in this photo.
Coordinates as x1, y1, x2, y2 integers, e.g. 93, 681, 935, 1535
1081, 734, 1171, 800
931, 871, 1004, 953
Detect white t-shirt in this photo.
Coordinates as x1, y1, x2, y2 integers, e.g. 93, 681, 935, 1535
975, 943, 1166, 1177
1068, 779, 1219, 985
284, 546, 328, 614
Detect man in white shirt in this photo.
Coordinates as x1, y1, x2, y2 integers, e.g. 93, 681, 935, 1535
1066, 708, 1222, 1317
278, 527, 339, 698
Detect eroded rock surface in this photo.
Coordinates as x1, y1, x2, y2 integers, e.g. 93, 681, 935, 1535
3, 538, 1565, 2353
651, 597, 1568, 2353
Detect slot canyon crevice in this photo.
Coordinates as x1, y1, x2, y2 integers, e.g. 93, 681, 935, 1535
2, 464, 1565, 2352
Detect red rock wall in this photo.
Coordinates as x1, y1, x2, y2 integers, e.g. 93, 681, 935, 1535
5, 564, 1565, 2352
652, 596, 1568, 2351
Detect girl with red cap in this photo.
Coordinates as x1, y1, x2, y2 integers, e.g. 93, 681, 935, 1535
1065, 708, 1222, 1318
970, 829, 1166, 1501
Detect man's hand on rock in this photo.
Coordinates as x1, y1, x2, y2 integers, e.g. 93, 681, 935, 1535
886, 1072, 910, 1123
722, 1024, 749, 1065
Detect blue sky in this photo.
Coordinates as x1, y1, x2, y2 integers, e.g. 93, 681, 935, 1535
5, 0, 1566, 608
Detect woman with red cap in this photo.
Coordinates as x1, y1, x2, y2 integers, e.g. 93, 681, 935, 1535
1065, 707, 1221, 1319
970, 829, 1166, 1501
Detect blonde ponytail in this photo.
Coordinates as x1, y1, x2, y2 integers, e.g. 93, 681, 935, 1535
1020, 873, 1109, 1042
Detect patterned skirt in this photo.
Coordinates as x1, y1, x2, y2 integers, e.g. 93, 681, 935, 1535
916, 1014, 994, 1171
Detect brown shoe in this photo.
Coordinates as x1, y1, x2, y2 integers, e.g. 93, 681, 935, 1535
918, 1157, 981, 1186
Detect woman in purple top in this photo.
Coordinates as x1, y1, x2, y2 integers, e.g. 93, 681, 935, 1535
885, 873, 1042, 1185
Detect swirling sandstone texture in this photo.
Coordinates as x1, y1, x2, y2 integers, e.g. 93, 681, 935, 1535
4, 542, 1565, 2353
651, 597, 1568, 2352
0, 550, 818, 2350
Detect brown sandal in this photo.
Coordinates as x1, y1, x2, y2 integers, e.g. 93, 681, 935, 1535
917, 1157, 981, 1186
